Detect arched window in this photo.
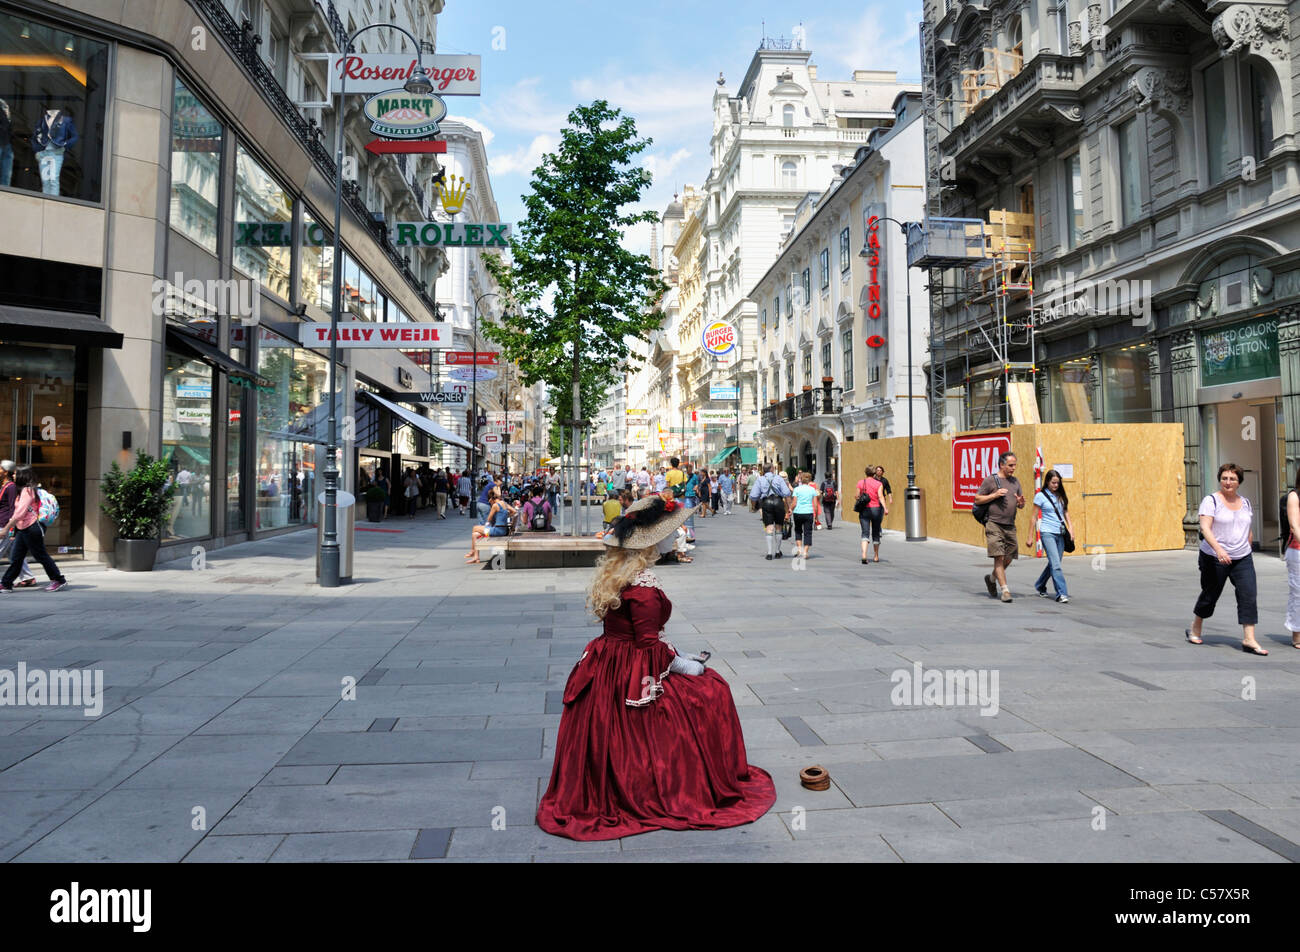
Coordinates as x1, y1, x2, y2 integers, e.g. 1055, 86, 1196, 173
781, 161, 797, 188
1010, 18, 1023, 62
783, 104, 795, 128
1250, 62, 1277, 159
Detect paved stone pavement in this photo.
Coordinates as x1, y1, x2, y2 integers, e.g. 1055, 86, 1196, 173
2, 504, 1299, 863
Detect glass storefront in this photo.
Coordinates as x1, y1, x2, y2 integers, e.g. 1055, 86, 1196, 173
0, 10, 109, 202
169, 78, 222, 252
256, 328, 331, 530
0, 342, 76, 550
1049, 359, 1096, 423
161, 348, 213, 541
300, 209, 331, 311
226, 381, 245, 532
234, 143, 292, 302
1101, 345, 1153, 423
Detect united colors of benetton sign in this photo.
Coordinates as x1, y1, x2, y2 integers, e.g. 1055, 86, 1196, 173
299, 322, 452, 347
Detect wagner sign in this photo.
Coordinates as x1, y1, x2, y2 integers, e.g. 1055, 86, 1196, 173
415, 389, 468, 405
329, 54, 482, 95
299, 322, 452, 347
392, 222, 511, 248
951, 432, 1012, 510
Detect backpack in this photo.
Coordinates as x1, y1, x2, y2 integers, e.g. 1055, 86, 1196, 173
37, 488, 60, 527
530, 499, 547, 530
972, 477, 997, 525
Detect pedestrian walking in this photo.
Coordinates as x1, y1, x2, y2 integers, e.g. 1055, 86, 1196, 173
403, 468, 420, 518
1186, 463, 1267, 654
709, 471, 721, 515
537, 493, 775, 840
0, 461, 36, 587
749, 463, 792, 560
433, 469, 449, 518
457, 470, 472, 515
855, 465, 888, 564
1285, 474, 1300, 649
1032, 469, 1074, 603
973, 452, 1025, 602
0, 465, 68, 593
637, 465, 651, 498
681, 463, 700, 540
375, 468, 391, 521
821, 476, 838, 530
875, 465, 893, 508
791, 472, 819, 560
718, 470, 733, 515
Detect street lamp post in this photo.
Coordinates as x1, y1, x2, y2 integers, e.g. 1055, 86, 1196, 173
469, 291, 500, 493
861, 215, 925, 542
321, 24, 434, 587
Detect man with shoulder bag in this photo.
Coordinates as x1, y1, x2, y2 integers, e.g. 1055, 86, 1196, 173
748, 463, 792, 560
972, 452, 1025, 602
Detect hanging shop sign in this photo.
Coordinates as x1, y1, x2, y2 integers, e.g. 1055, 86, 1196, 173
329, 54, 482, 95
701, 320, 737, 357
448, 366, 498, 382
363, 89, 447, 139
437, 175, 471, 215
485, 411, 525, 423
865, 206, 886, 321
298, 321, 452, 347
709, 385, 739, 400
866, 335, 887, 348
951, 431, 1011, 510
1199, 316, 1279, 387
698, 410, 738, 425
391, 222, 512, 248
445, 351, 499, 366
414, 389, 468, 405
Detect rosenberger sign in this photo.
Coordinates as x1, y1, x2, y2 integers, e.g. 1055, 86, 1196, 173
329, 54, 482, 95
299, 321, 452, 348
951, 432, 1011, 510
701, 320, 737, 357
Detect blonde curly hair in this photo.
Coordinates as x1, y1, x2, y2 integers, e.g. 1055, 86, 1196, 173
586, 545, 660, 619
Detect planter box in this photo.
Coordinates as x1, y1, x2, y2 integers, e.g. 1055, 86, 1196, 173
114, 538, 159, 572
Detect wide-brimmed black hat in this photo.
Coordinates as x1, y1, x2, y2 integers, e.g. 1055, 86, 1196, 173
602, 493, 692, 550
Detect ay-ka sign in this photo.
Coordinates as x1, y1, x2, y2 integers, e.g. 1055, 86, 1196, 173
951, 432, 1011, 510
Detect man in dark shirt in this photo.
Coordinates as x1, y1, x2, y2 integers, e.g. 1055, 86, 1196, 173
0, 460, 35, 585
973, 452, 1025, 603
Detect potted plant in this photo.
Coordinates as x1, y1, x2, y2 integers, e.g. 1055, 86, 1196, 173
99, 450, 174, 572
364, 485, 387, 522
802, 384, 813, 392
785, 392, 795, 399
821, 376, 834, 384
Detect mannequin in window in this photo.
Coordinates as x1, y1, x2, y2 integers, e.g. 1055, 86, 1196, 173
33, 108, 78, 196
0, 99, 12, 187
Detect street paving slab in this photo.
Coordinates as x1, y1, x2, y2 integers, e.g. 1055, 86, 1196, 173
2, 503, 1300, 862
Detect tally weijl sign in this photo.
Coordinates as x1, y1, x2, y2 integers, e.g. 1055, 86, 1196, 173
299, 322, 452, 347
392, 222, 511, 248
329, 54, 482, 95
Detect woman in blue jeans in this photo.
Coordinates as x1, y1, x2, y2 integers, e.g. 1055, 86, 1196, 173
1033, 469, 1074, 603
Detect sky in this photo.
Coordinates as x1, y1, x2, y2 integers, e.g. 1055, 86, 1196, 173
436, 1, 922, 255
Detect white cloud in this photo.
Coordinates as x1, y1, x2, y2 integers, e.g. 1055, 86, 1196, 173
478, 76, 571, 136
445, 114, 495, 146
809, 9, 922, 80
643, 148, 693, 187
489, 133, 558, 177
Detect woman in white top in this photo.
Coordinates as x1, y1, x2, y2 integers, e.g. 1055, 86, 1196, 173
1187, 462, 1268, 654
1285, 473, 1300, 648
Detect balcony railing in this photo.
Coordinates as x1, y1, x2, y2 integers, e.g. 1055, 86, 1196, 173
761, 386, 843, 427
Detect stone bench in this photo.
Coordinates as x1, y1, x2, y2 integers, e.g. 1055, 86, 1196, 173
483, 534, 606, 570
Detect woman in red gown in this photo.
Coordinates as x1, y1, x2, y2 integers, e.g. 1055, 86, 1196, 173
537, 493, 776, 841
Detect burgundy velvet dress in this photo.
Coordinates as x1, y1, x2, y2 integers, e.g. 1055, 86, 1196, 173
537, 571, 776, 841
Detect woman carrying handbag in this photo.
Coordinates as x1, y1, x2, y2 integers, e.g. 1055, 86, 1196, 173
1032, 469, 1074, 603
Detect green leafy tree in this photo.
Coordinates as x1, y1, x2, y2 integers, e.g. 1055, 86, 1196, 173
484, 100, 666, 448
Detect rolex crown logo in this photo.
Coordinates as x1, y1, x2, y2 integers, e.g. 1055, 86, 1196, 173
437, 174, 471, 215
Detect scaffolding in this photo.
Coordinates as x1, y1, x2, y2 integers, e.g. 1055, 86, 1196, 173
918, 15, 947, 435
910, 209, 1039, 432
958, 48, 1024, 122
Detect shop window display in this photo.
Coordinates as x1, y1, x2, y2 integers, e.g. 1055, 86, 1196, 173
162, 349, 214, 542
256, 329, 331, 530
0, 11, 108, 201
170, 78, 222, 253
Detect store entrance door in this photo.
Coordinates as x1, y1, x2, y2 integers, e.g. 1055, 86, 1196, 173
1211, 398, 1281, 549
0, 343, 78, 552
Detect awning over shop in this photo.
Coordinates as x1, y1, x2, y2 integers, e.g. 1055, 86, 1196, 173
0, 305, 123, 348
165, 325, 273, 388
358, 388, 473, 451
177, 444, 211, 465
709, 446, 759, 466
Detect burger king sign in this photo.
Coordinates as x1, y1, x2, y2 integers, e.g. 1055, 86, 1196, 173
701, 320, 737, 357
